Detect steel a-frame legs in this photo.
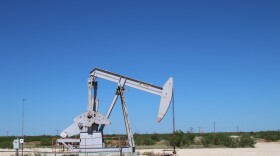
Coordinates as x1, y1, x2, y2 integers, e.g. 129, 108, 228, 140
99, 86, 135, 152
119, 87, 135, 152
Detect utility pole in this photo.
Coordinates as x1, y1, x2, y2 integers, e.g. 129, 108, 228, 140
22, 98, 26, 137
213, 122, 216, 133
22, 98, 26, 156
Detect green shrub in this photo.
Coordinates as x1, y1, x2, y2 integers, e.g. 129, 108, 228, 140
169, 130, 188, 147
151, 133, 160, 142
0, 141, 12, 148
40, 138, 51, 146
143, 138, 155, 145
201, 133, 256, 148
134, 134, 156, 145
239, 135, 255, 147
254, 131, 280, 142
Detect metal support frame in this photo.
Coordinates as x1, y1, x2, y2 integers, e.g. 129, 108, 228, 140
119, 86, 135, 151
99, 90, 119, 132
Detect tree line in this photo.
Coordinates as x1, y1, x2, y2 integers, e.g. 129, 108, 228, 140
0, 130, 279, 149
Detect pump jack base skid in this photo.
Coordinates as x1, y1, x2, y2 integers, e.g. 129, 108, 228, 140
69, 147, 134, 153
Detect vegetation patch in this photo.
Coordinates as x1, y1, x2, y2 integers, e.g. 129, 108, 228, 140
0, 130, 279, 149
142, 151, 161, 156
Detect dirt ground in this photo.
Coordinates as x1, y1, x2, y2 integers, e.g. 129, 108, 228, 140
0, 142, 279, 156
138, 142, 280, 156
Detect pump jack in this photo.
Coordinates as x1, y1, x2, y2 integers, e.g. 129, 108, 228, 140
57, 68, 173, 153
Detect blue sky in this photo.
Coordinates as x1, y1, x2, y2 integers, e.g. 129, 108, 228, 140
0, 0, 279, 136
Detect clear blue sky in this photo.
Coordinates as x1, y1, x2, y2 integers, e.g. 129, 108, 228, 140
0, 0, 279, 136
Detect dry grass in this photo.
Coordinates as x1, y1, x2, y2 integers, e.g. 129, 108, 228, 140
142, 151, 161, 156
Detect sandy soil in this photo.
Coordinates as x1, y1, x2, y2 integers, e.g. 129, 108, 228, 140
138, 142, 280, 156
0, 142, 279, 156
